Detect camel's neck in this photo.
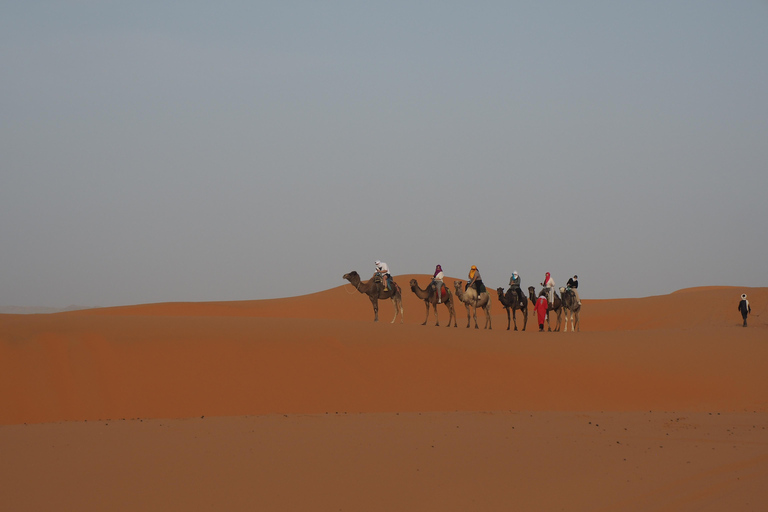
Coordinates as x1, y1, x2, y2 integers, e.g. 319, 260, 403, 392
415, 285, 431, 298
359, 276, 384, 296
455, 286, 470, 302
356, 279, 373, 293
346, 276, 366, 293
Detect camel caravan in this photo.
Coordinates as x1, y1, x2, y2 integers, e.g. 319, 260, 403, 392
343, 263, 581, 332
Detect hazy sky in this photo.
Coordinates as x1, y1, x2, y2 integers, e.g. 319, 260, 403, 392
2, 1, 767, 307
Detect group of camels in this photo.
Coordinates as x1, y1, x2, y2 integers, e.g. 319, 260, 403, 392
343, 271, 580, 332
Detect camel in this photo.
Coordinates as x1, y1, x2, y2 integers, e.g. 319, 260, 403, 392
409, 279, 457, 327
559, 287, 581, 332
496, 287, 528, 331
528, 286, 562, 332
453, 280, 492, 329
343, 271, 404, 323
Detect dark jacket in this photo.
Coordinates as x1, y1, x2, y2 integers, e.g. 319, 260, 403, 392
738, 300, 751, 316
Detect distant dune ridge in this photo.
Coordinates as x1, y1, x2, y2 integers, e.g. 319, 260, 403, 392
1, 277, 766, 511
0, 304, 94, 314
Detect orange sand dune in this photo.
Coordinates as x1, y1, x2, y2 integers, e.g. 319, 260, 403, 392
1, 281, 766, 511
68, 275, 768, 329
1, 279, 765, 424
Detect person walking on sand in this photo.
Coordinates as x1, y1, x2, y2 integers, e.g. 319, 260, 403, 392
432, 264, 445, 304
738, 293, 751, 327
535, 293, 549, 331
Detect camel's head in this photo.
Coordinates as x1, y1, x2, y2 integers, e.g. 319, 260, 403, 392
343, 271, 359, 282
528, 286, 536, 295
559, 287, 566, 294
409, 279, 419, 290
454, 280, 464, 290
496, 287, 505, 296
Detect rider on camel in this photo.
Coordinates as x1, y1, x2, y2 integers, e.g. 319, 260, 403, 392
542, 272, 555, 306
432, 264, 445, 304
567, 275, 581, 306
375, 260, 392, 291
509, 271, 524, 306
467, 265, 486, 294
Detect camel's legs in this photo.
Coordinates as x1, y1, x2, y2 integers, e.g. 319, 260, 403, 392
442, 293, 454, 327
421, 302, 430, 325
390, 297, 403, 324
370, 296, 379, 322
471, 303, 479, 329
444, 301, 456, 327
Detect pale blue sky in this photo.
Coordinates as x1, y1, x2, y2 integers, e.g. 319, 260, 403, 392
2, 1, 767, 307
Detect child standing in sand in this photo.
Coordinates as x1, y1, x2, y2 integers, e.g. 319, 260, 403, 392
738, 294, 751, 327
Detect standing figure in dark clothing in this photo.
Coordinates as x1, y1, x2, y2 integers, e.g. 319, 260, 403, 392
738, 293, 751, 327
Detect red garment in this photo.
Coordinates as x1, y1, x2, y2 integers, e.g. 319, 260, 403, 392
535, 296, 549, 326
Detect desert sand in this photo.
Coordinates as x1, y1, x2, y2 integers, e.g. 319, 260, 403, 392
1, 275, 766, 511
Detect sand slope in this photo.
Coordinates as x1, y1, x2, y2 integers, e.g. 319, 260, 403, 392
1, 278, 766, 511
1, 278, 765, 424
